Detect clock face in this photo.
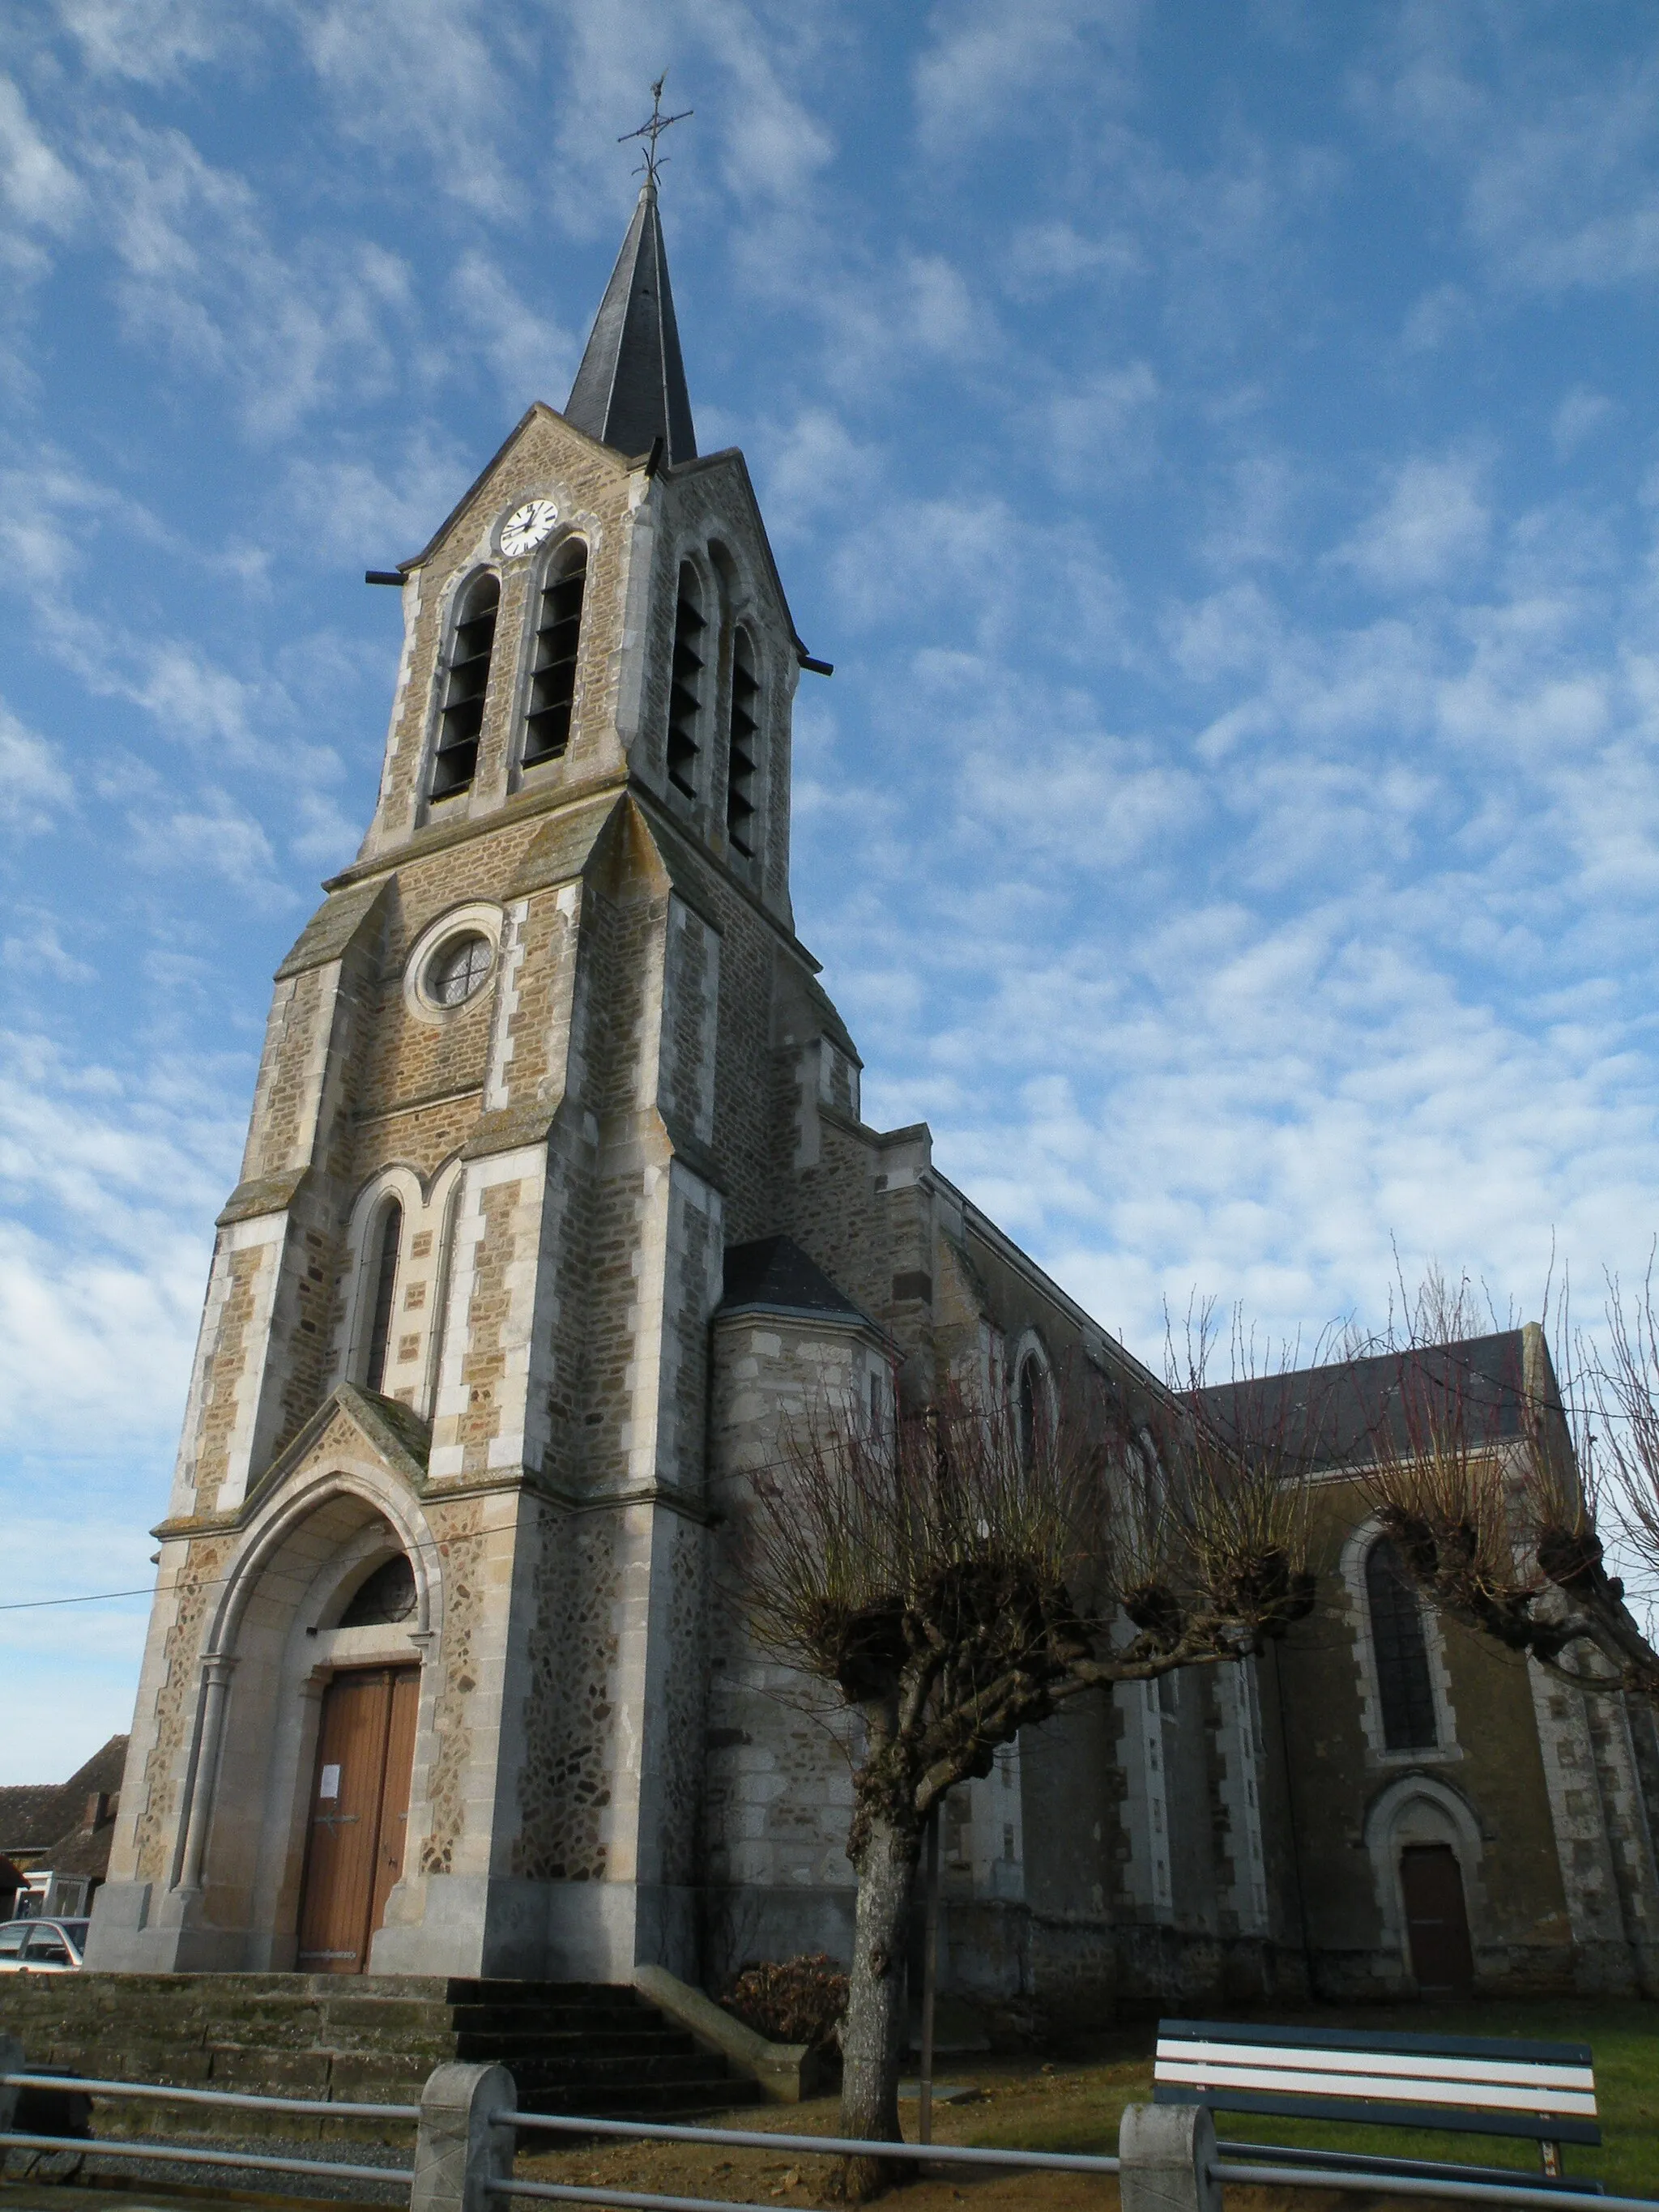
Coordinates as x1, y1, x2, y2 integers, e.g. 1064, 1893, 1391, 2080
499, 498, 560, 557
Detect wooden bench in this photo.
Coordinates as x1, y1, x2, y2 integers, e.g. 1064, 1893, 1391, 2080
1154, 2018, 1601, 2193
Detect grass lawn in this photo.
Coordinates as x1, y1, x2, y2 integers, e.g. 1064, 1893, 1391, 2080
965, 2001, 1659, 2199
508, 1998, 1659, 2210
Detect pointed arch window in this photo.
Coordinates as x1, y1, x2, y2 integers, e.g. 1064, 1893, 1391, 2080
433, 573, 500, 798
524, 542, 586, 767
340, 1553, 416, 1627
1367, 1536, 1439, 1750
667, 564, 706, 799
1016, 1350, 1048, 1469
727, 627, 760, 857
363, 1200, 403, 1394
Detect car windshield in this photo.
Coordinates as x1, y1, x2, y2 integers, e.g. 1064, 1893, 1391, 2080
0, 1924, 27, 1954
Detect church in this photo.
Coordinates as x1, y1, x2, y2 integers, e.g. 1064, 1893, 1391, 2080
83, 174, 1659, 2018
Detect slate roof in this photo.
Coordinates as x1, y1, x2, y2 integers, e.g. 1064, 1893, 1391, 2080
1193, 1329, 1536, 1474
719, 1236, 871, 1328
565, 181, 697, 467
0, 1735, 128, 1873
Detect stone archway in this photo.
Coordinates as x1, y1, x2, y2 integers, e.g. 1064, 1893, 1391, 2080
1362, 1773, 1486, 1995
171, 1473, 440, 1971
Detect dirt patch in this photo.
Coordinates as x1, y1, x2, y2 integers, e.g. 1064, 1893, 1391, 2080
511, 2062, 1354, 2212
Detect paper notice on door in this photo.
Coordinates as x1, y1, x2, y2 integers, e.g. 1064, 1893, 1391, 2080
320, 1763, 341, 1800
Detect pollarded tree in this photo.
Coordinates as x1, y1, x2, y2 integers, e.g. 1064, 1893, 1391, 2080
1354, 1266, 1659, 1711
737, 1366, 1316, 2200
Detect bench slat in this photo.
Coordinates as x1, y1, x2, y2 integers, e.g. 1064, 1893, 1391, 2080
1160, 2018, 1593, 2066
1154, 2085, 1603, 2146
1155, 2060, 1597, 2118
1157, 2039, 1596, 2099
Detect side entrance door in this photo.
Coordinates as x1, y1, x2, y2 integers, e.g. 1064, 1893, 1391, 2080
1400, 1842, 1475, 1999
296, 1666, 420, 1975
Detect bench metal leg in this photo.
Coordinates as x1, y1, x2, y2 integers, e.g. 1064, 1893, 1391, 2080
1542, 2139, 1563, 2179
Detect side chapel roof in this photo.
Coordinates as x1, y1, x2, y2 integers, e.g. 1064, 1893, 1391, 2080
1192, 1328, 1536, 1475
719, 1236, 872, 1328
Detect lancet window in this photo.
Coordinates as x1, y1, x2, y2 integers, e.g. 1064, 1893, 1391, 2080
432, 573, 500, 798
363, 1200, 403, 1394
1366, 1536, 1439, 1750
1016, 1349, 1048, 1469
667, 564, 706, 799
523, 542, 586, 767
726, 626, 760, 857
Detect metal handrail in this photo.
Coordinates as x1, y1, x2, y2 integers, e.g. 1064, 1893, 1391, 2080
0, 2132, 413, 2185
493, 2187, 808, 2212
493, 2110, 1120, 2175
1213, 2159, 1651, 2211
1, 2070, 418, 2122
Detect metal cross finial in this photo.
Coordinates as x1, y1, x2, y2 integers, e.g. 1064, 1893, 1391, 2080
619, 72, 692, 185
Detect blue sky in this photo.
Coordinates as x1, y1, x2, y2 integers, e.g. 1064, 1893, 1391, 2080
6, 0, 1659, 1779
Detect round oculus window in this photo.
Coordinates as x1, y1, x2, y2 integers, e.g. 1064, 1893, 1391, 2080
426, 931, 494, 1008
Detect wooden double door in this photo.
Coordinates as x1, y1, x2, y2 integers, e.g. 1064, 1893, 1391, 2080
296, 1666, 419, 1975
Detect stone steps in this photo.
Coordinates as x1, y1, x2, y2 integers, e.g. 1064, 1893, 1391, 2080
0, 1973, 757, 2139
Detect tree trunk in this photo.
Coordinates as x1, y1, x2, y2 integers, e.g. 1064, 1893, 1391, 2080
838, 1811, 919, 2201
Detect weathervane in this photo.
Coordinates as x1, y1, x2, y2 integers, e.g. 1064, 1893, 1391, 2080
619, 73, 692, 185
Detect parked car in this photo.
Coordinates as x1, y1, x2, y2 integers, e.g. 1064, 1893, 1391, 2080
0, 1918, 89, 1971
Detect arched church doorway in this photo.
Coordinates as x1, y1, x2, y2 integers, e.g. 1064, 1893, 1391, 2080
1400, 1843, 1473, 1999
296, 1664, 420, 1973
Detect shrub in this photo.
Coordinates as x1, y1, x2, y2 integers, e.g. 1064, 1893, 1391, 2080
721, 1953, 848, 2048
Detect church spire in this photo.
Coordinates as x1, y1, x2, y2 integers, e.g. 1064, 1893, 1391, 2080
564, 177, 697, 467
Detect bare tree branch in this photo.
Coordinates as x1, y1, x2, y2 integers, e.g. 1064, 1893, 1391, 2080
732, 1353, 1316, 2194
1355, 1268, 1659, 1708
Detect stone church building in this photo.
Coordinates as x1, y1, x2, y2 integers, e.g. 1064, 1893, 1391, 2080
85, 184, 1659, 2015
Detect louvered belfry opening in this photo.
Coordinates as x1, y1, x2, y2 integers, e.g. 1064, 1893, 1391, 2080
364, 1200, 403, 1394
433, 573, 500, 797
524, 543, 586, 767
726, 627, 760, 856
667, 565, 705, 798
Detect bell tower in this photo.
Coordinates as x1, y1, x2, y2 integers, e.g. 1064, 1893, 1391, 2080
87, 170, 837, 1980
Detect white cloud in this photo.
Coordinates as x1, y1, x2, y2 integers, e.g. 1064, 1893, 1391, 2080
0, 699, 71, 829
1043, 361, 1159, 479
1200, 451, 1298, 571
290, 786, 360, 870
298, 0, 516, 217
0, 1031, 237, 1457
1340, 453, 1490, 592
55, 0, 240, 83
753, 407, 881, 531
87, 118, 416, 437
0, 75, 84, 244
1358, 6, 1659, 300
126, 788, 291, 904
280, 440, 474, 565
540, 0, 838, 228
1397, 281, 1473, 355
1004, 219, 1142, 300
1553, 384, 1615, 459
0, 908, 93, 982
450, 251, 580, 406
914, 0, 1140, 154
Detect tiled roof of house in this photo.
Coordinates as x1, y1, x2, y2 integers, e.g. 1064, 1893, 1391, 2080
0, 1736, 128, 1862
